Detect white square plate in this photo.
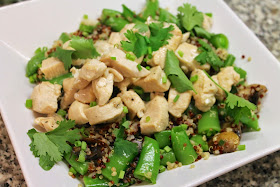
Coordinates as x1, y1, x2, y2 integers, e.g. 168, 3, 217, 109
0, 0, 279, 186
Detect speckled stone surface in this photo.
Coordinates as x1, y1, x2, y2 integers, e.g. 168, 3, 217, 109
0, 0, 279, 187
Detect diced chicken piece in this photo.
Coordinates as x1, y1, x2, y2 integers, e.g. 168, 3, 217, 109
115, 78, 134, 92
134, 66, 170, 92
168, 88, 192, 118
212, 67, 240, 101
41, 57, 68, 80
34, 114, 63, 132
74, 84, 96, 104
147, 23, 182, 69
94, 40, 114, 56
106, 68, 124, 82
140, 96, 169, 135
175, 43, 210, 73
108, 32, 122, 46
92, 73, 114, 106
100, 48, 150, 78
68, 101, 90, 125
31, 82, 62, 114
150, 92, 165, 100
191, 69, 218, 112
61, 78, 78, 109
181, 32, 190, 43
79, 59, 107, 81
202, 14, 213, 32
62, 40, 75, 50
85, 97, 124, 125
119, 90, 146, 119
70, 67, 90, 90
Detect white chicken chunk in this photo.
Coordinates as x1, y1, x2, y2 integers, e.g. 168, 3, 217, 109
181, 32, 190, 43
41, 57, 68, 80
34, 114, 63, 132
31, 82, 62, 114
106, 68, 124, 82
62, 40, 75, 51
168, 88, 192, 118
94, 40, 114, 57
115, 78, 133, 92
133, 66, 170, 92
119, 90, 146, 119
191, 69, 218, 112
140, 96, 169, 135
100, 48, 150, 78
212, 67, 240, 100
74, 84, 96, 104
79, 59, 107, 81
60, 78, 78, 109
85, 97, 124, 125
70, 67, 90, 90
147, 23, 182, 69
175, 43, 210, 73
92, 73, 114, 106
108, 32, 122, 46
68, 101, 90, 125
202, 14, 213, 32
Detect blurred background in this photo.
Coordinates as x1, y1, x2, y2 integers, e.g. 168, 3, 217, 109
0, 0, 279, 186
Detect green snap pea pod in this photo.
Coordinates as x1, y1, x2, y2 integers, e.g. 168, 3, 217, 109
102, 139, 138, 184
159, 8, 178, 25
193, 26, 213, 40
198, 105, 221, 137
190, 135, 209, 152
134, 137, 160, 184
41, 72, 73, 86
224, 54, 236, 67
140, 0, 159, 20
122, 4, 144, 23
234, 66, 247, 79
240, 113, 259, 131
104, 17, 129, 32
160, 151, 176, 166
209, 33, 229, 49
65, 152, 88, 175
59, 33, 71, 43
154, 130, 171, 148
26, 47, 47, 77
83, 176, 109, 187
100, 9, 122, 22
171, 126, 197, 165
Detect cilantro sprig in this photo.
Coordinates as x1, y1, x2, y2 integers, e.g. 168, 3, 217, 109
70, 36, 100, 59
27, 120, 81, 171
51, 47, 74, 70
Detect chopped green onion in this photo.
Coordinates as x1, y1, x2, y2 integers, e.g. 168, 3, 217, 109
162, 75, 167, 84
137, 64, 142, 71
122, 121, 130, 129
25, 99, 33, 109
90, 101, 97, 107
57, 109, 67, 117
145, 66, 151, 70
83, 14, 88, 19
123, 106, 128, 114
77, 150, 86, 163
148, 46, 152, 55
81, 141, 87, 151
143, 58, 148, 62
177, 50, 184, 57
205, 13, 213, 17
74, 141, 82, 147
146, 116, 151, 122
29, 76, 35, 84
238, 144, 246, 151
110, 57, 117, 60
69, 167, 77, 175
159, 165, 166, 173
173, 95, 180, 102
190, 75, 198, 83
218, 140, 225, 146
126, 53, 136, 61
164, 146, 172, 153
118, 170, 125, 179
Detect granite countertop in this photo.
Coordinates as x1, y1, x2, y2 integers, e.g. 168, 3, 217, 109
0, 0, 279, 186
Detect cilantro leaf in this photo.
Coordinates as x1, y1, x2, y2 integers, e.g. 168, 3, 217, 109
121, 30, 148, 58
59, 32, 71, 43
195, 39, 224, 71
134, 22, 149, 33
159, 8, 179, 25
140, 0, 159, 20
149, 22, 174, 52
51, 47, 74, 70
47, 120, 80, 154
70, 36, 100, 59
178, 3, 204, 31
39, 155, 55, 171
26, 47, 48, 77
164, 50, 195, 93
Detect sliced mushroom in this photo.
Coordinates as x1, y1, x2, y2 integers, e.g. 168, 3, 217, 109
85, 97, 124, 125
133, 66, 170, 92
140, 95, 169, 135
41, 57, 68, 80
31, 82, 62, 114
34, 114, 63, 132
68, 100, 90, 125
61, 78, 78, 109
74, 84, 96, 104
79, 59, 107, 81
168, 88, 192, 118
119, 90, 146, 119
